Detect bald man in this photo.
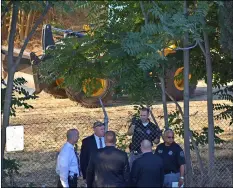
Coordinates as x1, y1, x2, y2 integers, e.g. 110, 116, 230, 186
56, 129, 80, 188
86, 131, 130, 187
130, 139, 164, 187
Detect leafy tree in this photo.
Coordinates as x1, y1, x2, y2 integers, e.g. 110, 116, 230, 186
1, 1, 51, 169
38, 1, 232, 184
1, 78, 38, 116
219, 1, 233, 58
214, 85, 233, 126
1, 0, 83, 173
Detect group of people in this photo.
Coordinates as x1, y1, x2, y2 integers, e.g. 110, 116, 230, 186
56, 108, 185, 188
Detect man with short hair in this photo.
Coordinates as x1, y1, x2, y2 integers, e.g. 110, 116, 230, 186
56, 129, 80, 188
128, 107, 161, 168
155, 129, 185, 188
80, 121, 105, 180
130, 139, 164, 187
86, 131, 130, 187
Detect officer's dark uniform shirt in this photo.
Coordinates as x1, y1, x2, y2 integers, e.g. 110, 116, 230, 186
155, 142, 185, 174
131, 119, 161, 153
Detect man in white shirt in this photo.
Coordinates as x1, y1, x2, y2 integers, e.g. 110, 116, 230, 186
56, 129, 80, 188
80, 121, 105, 180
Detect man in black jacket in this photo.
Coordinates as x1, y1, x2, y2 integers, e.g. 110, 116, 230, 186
86, 131, 130, 187
130, 139, 164, 187
80, 121, 105, 180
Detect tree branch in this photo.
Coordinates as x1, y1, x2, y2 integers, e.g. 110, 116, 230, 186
140, 1, 148, 25
167, 40, 198, 51
165, 91, 204, 176
159, 74, 169, 129
99, 98, 109, 132
7, 2, 19, 69
198, 41, 206, 58
13, 1, 51, 69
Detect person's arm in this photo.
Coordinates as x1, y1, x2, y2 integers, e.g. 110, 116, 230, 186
178, 164, 185, 187
129, 160, 140, 187
58, 150, 71, 188
80, 139, 88, 180
153, 137, 160, 144
86, 154, 95, 188
177, 147, 186, 187
127, 124, 135, 136
128, 117, 138, 136
152, 124, 161, 144
123, 153, 130, 185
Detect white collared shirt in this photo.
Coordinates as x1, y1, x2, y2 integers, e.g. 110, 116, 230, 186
56, 142, 79, 188
94, 134, 105, 149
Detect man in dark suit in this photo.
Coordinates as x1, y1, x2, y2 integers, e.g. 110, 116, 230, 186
86, 131, 130, 187
130, 139, 164, 187
80, 121, 105, 181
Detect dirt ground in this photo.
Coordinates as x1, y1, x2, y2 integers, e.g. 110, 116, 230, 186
4, 82, 233, 187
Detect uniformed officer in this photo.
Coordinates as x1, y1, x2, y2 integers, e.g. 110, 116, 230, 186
155, 129, 185, 188
56, 129, 80, 188
128, 107, 161, 169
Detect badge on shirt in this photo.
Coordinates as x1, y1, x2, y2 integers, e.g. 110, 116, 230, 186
180, 151, 184, 157
158, 150, 163, 154
168, 151, 173, 155
146, 129, 151, 135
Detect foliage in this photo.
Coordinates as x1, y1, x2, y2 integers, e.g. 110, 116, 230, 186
219, 1, 233, 58
1, 78, 38, 117
38, 1, 233, 106
2, 158, 21, 187
116, 133, 131, 152
131, 105, 225, 149
214, 85, 233, 126
165, 110, 225, 149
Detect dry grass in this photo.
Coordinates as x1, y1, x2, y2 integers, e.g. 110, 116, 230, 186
4, 92, 233, 187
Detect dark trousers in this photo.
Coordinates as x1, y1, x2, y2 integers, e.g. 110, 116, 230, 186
57, 175, 78, 188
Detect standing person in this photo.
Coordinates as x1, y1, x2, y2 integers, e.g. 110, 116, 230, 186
130, 139, 164, 187
127, 107, 161, 168
86, 131, 130, 187
155, 129, 185, 188
80, 121, 105, 180
56, 129, 80, 188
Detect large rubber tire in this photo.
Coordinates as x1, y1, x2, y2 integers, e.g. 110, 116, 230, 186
65, 80, 113, 108
43, 81, 67, 99
165, 67, 197, 101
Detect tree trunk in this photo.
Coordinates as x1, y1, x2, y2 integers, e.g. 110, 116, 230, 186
202, 19, 215, 186
159, 74, 169, 129
183, 0, 192, 186
1, 1, 51, 176
1, 1, 19, 174
99, 98, 108, 132
24, 10, 33, 39
166, 91, 204, 179
7, 10, 12, 41
19, 10, 25, 41
1, 16, 8, 41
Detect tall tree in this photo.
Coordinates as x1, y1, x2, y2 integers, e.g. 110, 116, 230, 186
1, 1, 51, 174
183, 0, 192, 185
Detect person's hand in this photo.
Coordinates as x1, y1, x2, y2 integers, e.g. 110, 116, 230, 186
178, 177, 184, 187
153, 137, 160, 144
